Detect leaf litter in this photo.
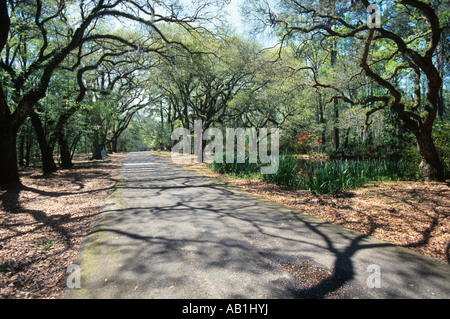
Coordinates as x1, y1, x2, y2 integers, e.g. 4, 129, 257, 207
2, 151, 448, 299
0, 153, 125, 299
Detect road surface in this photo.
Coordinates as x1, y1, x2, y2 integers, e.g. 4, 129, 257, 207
65, 152, 450, 299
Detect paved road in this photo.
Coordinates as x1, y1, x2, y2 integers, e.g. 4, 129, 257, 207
66, 152, 450, 299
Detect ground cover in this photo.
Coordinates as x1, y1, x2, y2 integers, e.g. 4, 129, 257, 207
0, 154, 126, 298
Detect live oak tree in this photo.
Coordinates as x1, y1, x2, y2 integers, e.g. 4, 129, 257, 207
152, 27, 313, 156
253, 0, 448, 181
190, 35, 260, 136
155, 29, 262, 153
227, 46, 306, 134
89, 64, 161, 158
0, 0, 221, 188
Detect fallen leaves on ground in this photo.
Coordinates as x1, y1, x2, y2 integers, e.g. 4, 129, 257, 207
152, 151, 450, 264
0, 153, 125, 299
2, 151, 448, 299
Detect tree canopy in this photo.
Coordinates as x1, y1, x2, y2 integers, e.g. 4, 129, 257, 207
0, 0, 449, 188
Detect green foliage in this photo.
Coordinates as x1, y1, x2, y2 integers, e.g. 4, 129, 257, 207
209, 152, 261, 179
3, 0, 447, 185
261, 153, 299, 187
433, 121, 450, 178
118, 121, 151, 152
293, 158, 410, 194
211, 151, 412, 194
399, 145, 422, 180
262, 156, 412, 194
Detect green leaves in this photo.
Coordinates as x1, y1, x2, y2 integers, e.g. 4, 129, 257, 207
263, 156, 410, 194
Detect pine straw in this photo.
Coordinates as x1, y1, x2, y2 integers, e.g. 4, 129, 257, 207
2, 151, 448, 299
152, 151, 450, 264
0, 153, 126, 299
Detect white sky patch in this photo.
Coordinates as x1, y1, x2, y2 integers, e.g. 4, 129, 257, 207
225, 0, 245, 34
224, 0, 279, 48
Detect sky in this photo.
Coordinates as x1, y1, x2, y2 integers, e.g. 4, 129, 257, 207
225, 0, 245, 33
224, 0, 279, 48
105, 0, 278, 48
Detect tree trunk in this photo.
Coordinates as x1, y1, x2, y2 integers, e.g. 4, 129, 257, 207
41, 143, 57, 173
160, 100, 165, 150
413, 65, 445, 181
18, 130, 25, 167
415, 128, 445, 182
0, 128, 20, 188
330, 42, 339, 152
58, 131, 73, 169
91, 130, 102, 160
24, 125, 32, 167
29, 111, 57, 174
111, 137, 118, 153
437, 41, 445, 122
333, 105, 339, 152
343, 127, 351, 150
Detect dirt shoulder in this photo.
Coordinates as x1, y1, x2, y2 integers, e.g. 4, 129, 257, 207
0, 153, 126, 299
152, 151, 450, 264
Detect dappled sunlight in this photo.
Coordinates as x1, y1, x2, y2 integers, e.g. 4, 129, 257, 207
153, 151, 450, 263
0, 154, 126, 298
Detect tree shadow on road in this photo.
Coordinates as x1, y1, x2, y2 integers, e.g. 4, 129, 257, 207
75, 153, 450, 299
85, 192, 393, 298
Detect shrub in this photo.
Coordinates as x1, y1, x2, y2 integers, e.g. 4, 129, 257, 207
399, 145, 421, 180
212, 151, 414, 194
433, 121, 450, 178
209, 152, 261, 178
262, 153, 298, 187
264, 156, 411, 194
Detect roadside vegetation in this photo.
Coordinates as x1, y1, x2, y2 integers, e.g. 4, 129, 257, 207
211, 154, 414, 194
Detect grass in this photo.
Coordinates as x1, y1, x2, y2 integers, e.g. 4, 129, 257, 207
40, 241, 54, 251
210, 153, 412, 194
292, 157, 410, 194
